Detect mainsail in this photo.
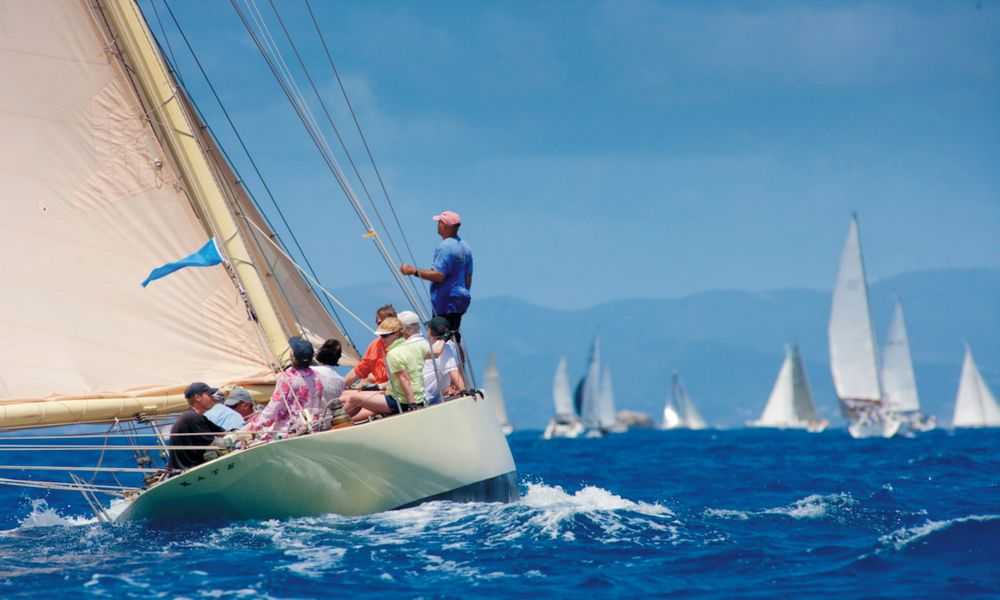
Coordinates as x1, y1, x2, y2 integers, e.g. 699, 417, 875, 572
880, 300, 920, 413
484, 354, 510, 430
672, 372, 707, 430
953, 345, 1000, 428
0, 1, 356, 429
552, 357, 574, 417
758, 344, 818, 426
828, 216, 881, 402
580, 339, 602, 429
597, 366, 617, 429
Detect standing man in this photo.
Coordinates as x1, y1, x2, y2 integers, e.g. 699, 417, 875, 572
399, 210, 473, 342
168, 382, 224, 471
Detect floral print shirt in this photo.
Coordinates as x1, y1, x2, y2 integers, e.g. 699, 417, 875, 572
247, 366, 323, 437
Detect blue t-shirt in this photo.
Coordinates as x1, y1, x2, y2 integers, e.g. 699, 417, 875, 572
430, 236, 473, 316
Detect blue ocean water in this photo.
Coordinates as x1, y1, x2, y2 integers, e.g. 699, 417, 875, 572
1, 428, 998, 598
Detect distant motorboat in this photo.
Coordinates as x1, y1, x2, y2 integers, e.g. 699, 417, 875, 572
484, 354, 513, 436
828, 215, 900, 439
543, 357, 584, 439
952, 344, 1000, 428
661, 372, 707, 430
616, 410, 655, 429
880, 300, 936, 433
748, 344, 827, 432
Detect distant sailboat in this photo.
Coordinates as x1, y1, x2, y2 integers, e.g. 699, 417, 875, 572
484, 354, 513, 436
543, 357, 584, 439
661, 372, 707, 430
828, 215, 900, 439
952, 344, 1000, 428
880, 300, 936, 432
748, 344, 827, 432
580, 339, 605, 437
598, 366, 626, 434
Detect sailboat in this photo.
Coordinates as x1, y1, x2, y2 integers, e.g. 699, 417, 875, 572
484, 354, 513, 435
880, 300, 936, 433
0, 1, 516, 523
580, 339, 605, 437
543, 357, 584, 439
828, 215, 901, 439
952, 344, 1000, 428
748, 345, 827, 432
661, 372, 707, 430
598, 366, 627, 434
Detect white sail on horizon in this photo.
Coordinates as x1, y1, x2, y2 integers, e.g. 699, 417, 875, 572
580, 339, 602, 429
880, 300, 921, 413
484, 354, 510, 430
669, 372, 707, 430
757, 344, 818, 426
553, 357, 574, 417
597, 366, 617, 429
828, 216, 882, 402
953, 345, 1000, 428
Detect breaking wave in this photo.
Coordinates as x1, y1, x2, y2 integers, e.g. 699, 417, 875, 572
704, 493, 857, 521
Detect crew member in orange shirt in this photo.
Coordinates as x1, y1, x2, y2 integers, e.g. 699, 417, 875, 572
343, 304, 397, 388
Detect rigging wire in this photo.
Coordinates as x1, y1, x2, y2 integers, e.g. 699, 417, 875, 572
229, 0, 428, 321
157, 0, 355, 345
302, 0, 429, 310
267, 0, 429, 317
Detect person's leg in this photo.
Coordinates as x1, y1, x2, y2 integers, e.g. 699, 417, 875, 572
342, 390, 392, 418
443, 313, 463, 344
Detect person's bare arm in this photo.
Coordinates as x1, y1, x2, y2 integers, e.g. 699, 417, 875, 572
400, 264, 445, 284
343, 368, 359, 388
444, 369, 465, 397
396, 369, 416, 405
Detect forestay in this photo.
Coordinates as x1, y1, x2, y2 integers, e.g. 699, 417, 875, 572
828, 217, 881, 402
880, 301, 920, 413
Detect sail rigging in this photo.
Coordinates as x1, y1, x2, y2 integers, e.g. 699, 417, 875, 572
0, 0, 356, 428
953, 345, 1000, 428
880, 300, 920, 413
828, 215, 881, 402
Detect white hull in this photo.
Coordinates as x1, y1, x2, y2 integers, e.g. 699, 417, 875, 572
746, 419, 829, 433
116, 395, 517, 524
847, 415, 902, 439
543, 418, 585, 439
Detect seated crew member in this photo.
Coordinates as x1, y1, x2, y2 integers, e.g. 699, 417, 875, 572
224, 387, 256, 421
343, 304, 396, 389
168, 382, 224, 471
313, 338, 350, 428
245, 336, 323, 437
424, 316, 465, 404
342, 316, 427, 421
204, 389, 246, 431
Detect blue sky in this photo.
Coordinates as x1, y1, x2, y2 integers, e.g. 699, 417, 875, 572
147, 1, 1000, 309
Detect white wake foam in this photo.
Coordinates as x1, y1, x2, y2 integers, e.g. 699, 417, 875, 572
879, 514, 1000, 551
705, 493, 856, 521
12, 499, 97, 530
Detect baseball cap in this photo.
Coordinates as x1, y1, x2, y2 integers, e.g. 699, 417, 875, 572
432, 210, 461, 226
397, 310, 420, 328
185, 381, 218, 399
288, 336, 314, 363
375, 316, 403, 336
224, 387, 252, 407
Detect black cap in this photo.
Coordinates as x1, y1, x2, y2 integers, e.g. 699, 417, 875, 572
184, 381, 218, 399
289, 336, 314, 364
426, 316, 451, 337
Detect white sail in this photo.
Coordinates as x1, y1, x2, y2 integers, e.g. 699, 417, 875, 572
672, 372, 707, 430
757, 344, 818, 426
0, 1, 356, 428
580, 339, 602, 429
880, 300, 921, 413
552, 357, 574, 417
828, 216, 881, 402
597, 366, 617, 428
484, 354, 511, 432
953, 345, 1000, 428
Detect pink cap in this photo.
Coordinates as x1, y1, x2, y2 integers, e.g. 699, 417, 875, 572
432, 210, 461, 226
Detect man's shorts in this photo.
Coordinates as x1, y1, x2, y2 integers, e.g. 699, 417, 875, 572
385, 395, 421, 415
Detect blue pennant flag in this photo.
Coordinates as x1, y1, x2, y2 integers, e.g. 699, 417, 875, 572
141, 238, 224, 288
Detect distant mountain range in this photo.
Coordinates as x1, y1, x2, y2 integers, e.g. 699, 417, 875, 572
333, 268, 1000, 428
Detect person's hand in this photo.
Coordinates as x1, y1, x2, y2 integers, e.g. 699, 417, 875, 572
400, 263, 417, 276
